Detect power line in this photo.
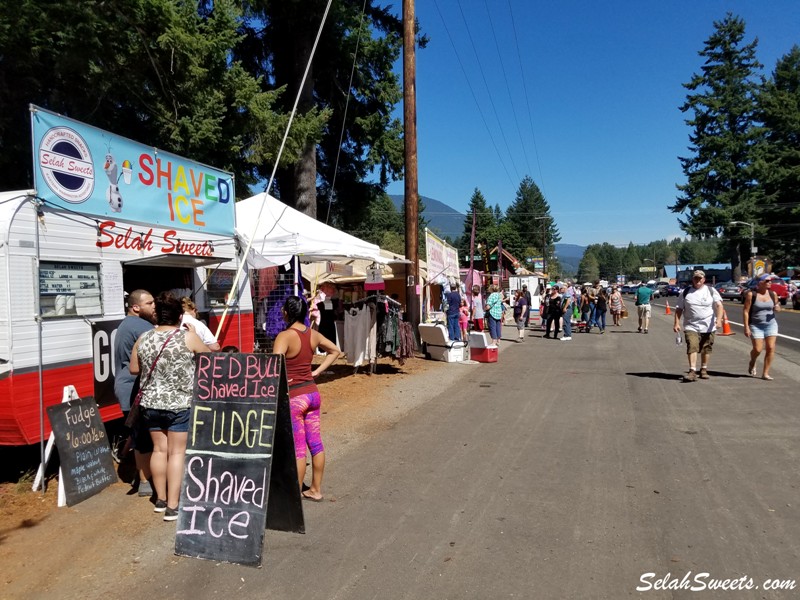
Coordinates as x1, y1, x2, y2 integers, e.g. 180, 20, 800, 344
430, 0, 516, 189
508, 0, 547, 199
454, 0, 520, 182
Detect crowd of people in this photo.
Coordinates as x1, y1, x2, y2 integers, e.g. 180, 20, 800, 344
439, 269, 784, 383
113, 290, 339, 521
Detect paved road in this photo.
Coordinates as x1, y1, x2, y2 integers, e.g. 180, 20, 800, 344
12, 309, 800, 599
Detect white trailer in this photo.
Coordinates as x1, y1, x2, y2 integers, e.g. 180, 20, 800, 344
0, 191, 253, 445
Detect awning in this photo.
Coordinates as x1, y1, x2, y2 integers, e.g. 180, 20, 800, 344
236, 193, 388, 267
123, 254, 228, 268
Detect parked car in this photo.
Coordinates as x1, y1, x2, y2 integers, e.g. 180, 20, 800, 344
714, 281, 743, 300
644, 283, 661, 299
621, 284, 636, 294
664, 284, 681, 297
739, 276, 789, 305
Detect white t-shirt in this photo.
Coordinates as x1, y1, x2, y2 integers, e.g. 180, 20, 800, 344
181, 312, 218, 346
676, 285, 723, 333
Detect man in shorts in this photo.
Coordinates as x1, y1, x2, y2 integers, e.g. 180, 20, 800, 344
635, 282, 654, 333
673, 270, 724, 381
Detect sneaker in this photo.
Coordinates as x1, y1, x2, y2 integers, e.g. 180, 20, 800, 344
138, 479, 154, 498
684, 370, 697, 382
561, 336, 572, 341
638, 327, 642, 333
163, 507, 179, 522
644, 329, 648, 334
699, 369, 710, 380
153, 499, 167, 513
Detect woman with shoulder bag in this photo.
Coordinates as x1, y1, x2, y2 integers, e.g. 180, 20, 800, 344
743, 274, 781, 380
130, 292, 211, 521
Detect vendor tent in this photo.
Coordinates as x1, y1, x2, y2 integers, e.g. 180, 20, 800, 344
236, 193, 386, 267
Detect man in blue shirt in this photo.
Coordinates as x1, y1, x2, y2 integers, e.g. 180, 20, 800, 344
444, 283, 463, 341
635, 284, 654, 333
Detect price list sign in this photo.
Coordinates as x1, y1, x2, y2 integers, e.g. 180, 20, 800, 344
46, 397, 117, 506
175, 353, 301, 566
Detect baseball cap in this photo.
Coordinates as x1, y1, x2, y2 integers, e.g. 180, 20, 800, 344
693, 270, 705, 278
758, 273, 776, 282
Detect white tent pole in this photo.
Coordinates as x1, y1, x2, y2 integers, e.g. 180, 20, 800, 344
215, 0, 333, 339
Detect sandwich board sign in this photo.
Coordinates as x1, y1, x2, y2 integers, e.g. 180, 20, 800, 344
174, 353, 303, 566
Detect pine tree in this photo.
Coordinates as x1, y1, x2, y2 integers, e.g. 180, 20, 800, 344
504, 176, 561, 261
457, 188, 496, 260
671, 13, 763, 279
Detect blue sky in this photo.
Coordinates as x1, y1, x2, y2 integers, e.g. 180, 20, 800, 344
381, 1, 800, 246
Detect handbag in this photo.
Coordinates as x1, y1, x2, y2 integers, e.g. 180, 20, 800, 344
125, 329, 179, 429
621, 306, 629, 319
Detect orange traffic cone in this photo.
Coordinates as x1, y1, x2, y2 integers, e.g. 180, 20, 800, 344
665, 300, 671, 315
718, 308, 735, 336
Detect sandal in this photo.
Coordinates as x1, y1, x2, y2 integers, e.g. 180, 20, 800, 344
762, 374, 774, 381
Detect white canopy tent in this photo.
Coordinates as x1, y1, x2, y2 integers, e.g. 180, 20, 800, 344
235, 192, 387, 267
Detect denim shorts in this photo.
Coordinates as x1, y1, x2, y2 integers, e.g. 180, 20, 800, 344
749, 320, 778, 339
142, 407, 191, 432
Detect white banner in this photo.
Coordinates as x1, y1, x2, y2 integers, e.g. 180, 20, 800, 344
425, 229, 459, 285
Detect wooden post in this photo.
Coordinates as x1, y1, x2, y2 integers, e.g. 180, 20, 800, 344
403, 0, 420, 336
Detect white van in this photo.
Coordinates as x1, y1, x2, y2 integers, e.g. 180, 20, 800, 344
0, 191, 253, 445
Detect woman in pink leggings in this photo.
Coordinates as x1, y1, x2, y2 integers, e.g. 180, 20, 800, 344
273, 296, 341, 502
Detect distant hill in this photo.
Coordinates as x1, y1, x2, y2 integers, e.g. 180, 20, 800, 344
388, 194, 585, 273
389, 194, 465, 242
553, 243, 586, 276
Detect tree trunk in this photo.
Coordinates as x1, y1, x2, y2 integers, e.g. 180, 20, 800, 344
273, 12, 317, 218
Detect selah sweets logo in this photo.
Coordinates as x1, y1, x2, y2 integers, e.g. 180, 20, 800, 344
38, 126, 95, 203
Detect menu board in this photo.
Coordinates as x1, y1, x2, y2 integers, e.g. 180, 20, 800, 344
175, 353, 303, 566
46, 396, 117, 506
39, 261, 102, 316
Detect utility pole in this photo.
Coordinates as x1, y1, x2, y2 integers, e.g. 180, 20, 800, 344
403, 0, 420, 334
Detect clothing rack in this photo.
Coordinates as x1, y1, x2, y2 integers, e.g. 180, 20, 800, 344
347, 293, 401, 308
344, 293, 402, 375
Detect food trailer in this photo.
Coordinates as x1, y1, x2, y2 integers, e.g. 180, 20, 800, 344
0, 108, 253, 445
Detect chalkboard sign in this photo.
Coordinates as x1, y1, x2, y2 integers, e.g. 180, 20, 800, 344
46, 396, 117, 506
175, 353, 304, 566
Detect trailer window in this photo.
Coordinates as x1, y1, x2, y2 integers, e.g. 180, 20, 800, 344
206, 269, 236, 307
39, 262, 103, 318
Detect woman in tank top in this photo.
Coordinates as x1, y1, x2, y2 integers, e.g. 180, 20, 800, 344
273, 296, 341, 502
742, 274, 781, 380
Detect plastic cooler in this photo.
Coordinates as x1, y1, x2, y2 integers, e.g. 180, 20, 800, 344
468, 331, 498, 363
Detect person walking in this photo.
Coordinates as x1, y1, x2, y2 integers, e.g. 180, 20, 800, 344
743, 273, 781, 380
130, 293, 211, 521
273, 296, 341, 502
513, 289, 528, 342
673, 270, 724, 382
522, 284, 533, 328
595, 288, 608, 333
560, 284, 573, 341
609, 286, 623, 326
635, 283, 654, 333
485, 284, 504, 346
113, 289, 156, 498
543, 285, 561, 339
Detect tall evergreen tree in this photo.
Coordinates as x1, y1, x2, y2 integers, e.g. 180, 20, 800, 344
238, 0, 408, 223
753, 46, 800, 268
504, 176, 561, 261
457, 188, 496, 259
671, 13, 763, 279
0, 0, 303, 192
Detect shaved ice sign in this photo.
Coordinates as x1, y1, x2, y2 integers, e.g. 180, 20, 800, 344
31, 105, 235, 236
